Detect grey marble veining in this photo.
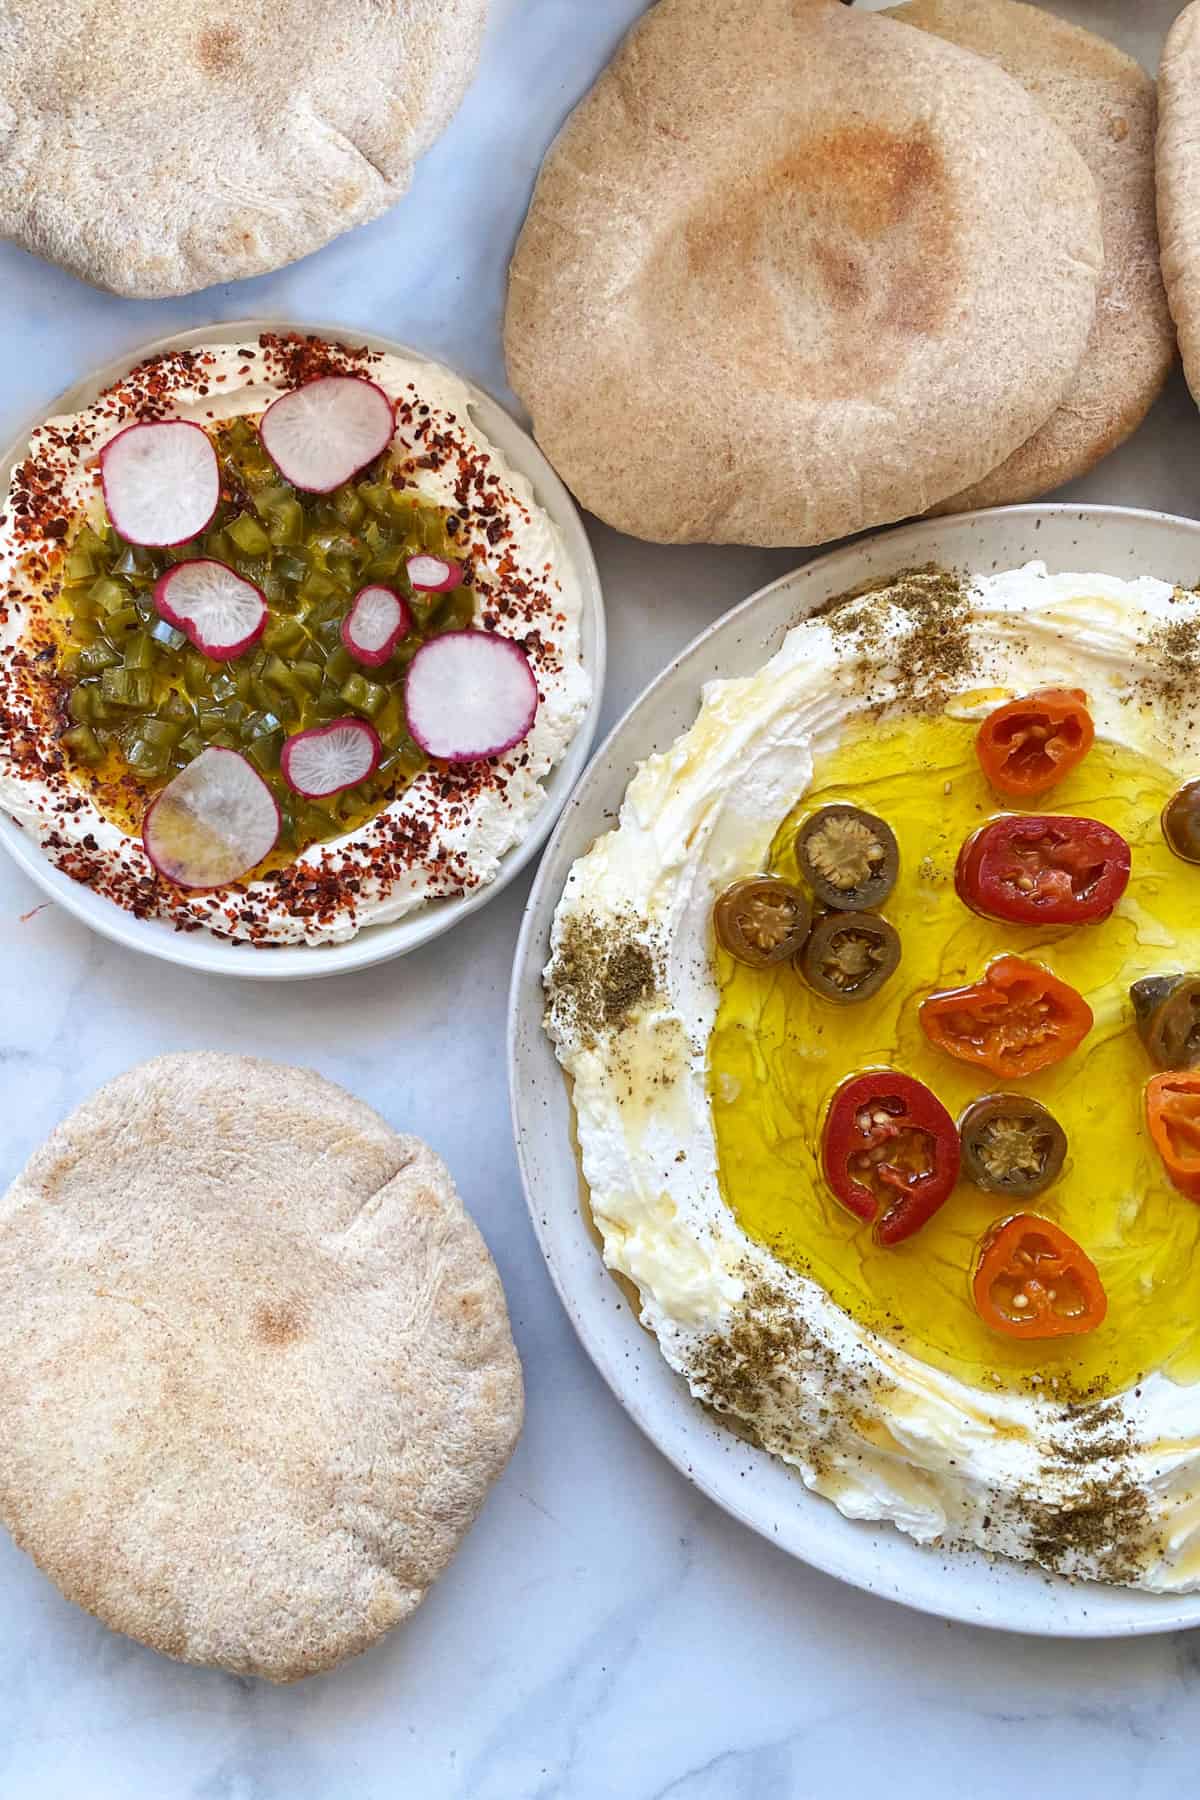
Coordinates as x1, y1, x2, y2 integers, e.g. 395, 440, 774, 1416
1, 1, 1199, 1795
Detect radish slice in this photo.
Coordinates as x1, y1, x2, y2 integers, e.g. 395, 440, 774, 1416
258, 376, 394, 493
405, 631, 538, 763
154, 560, 268, 660
100, 421, 220, 547
407, 554, 463, 593
143, 748, 279, 889
341, 585, 412, 667
281, 717, 382, 798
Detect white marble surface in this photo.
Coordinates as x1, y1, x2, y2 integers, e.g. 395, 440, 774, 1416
1, 1, 1199, 1794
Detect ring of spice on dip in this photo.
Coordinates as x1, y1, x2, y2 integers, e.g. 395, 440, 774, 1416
546, 559, 1200, 1595
0, 333, 590, 948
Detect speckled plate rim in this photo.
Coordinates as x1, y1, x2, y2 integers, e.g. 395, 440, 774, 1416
509, 503, 1200, 1639
0, 319, 605, 981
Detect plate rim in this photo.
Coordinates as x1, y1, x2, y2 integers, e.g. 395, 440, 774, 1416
0, 317, 605, 981
508, 501, 1200, 1639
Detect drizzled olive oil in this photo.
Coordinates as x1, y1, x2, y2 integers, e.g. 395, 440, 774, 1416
708, 710, 1200, 1401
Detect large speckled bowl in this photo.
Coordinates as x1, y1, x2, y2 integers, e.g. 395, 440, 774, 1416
509, 504, 1200, 1638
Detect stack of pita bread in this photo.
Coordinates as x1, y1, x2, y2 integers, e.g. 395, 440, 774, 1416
506, 0, 1174, 548
1157, 2, 1200, 416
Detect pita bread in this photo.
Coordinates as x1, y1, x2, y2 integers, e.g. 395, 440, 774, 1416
0, 1054, 523, 1681
888, 0, 1173, 515
1157, 2, 1200, 412
504, 0, 1102, 548
0, 0, 488, 298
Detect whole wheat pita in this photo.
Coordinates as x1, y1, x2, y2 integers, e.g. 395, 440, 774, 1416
1157, 1, 1200, 414
889, 0, 1173, 514
0, 0, 488, 297
505, 0, 1102, 547
0, 1054, 523, 1680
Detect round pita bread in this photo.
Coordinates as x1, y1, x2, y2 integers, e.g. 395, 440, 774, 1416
0, 1054, 523, 1681
887, 0, 1173, 515
0, 0, 489, 298
1157, 2, 1200, 413
504, 0, 1102, 548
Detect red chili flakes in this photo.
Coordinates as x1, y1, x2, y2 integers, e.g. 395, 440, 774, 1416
258, 332, 375, 389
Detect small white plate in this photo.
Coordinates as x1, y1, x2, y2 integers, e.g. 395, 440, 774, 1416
509, 504, 1200, 1638
0, 320, 605, 980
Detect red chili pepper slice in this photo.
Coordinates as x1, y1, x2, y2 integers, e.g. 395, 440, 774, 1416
955, 814, 1131, 925
975, 688, 1094, 798
919, 955, 1093, 1079
821, 1071, 960, 1247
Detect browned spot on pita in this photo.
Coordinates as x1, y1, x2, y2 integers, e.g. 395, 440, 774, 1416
196, 26, 241, 76
253, 1300, 307, 1347
478, 1369, 507, 1411
334, 179, 367, 212
797, 125, 946, 241
458, 1289, 485, 1330
673, 124, 958, 401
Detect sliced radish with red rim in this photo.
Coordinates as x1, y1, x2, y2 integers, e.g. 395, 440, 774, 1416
405, 631, 538, 763
280, 718, 382, 798
100, 421, 220, 547
154, 560, 267, 660
407, 554, 463, 593
341, 585, 412, 667
259, 376, 394, 493
143, 747, 279, 889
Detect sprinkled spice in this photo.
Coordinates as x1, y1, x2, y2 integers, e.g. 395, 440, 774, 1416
1019, 1473, 1153, 1586
688, 1271, 874, 1472
1029, 1397, 1137, 1476
545, 910, 660, 1050
820, 564, 975, 710
1139, 593, 1200, 717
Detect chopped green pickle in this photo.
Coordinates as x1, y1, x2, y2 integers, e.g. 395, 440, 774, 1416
77, 642, 122, 675
227, 513, 272, 557
51, 412, 472, 868
62, 724, 103, 764
101, 667, 152, 708
340, 674, 387, 718
112, 545, 153, 578
150, 618, 187, 651
90, 575, 132, 613
261, 616, 307, 656
123, 632, 156, 671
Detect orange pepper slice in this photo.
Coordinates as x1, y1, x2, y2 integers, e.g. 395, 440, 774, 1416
976, 688, 1094, 797
1146, 1071, 1200, 1200
972, 1214, 1107, 1339
919, 955, 1093, 1080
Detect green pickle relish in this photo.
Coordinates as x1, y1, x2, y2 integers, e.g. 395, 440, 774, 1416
53, 415, 472, 872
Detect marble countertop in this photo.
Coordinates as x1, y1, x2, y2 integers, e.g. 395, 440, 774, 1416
1, 1, 1199, 1795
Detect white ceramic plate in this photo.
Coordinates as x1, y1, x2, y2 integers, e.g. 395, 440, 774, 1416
510, 504, 1200, 1638
0, 320, 605, 980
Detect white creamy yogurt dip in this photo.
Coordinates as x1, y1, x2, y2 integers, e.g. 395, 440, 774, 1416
0, 334, 590, 946
546, 562, 1200, 1590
